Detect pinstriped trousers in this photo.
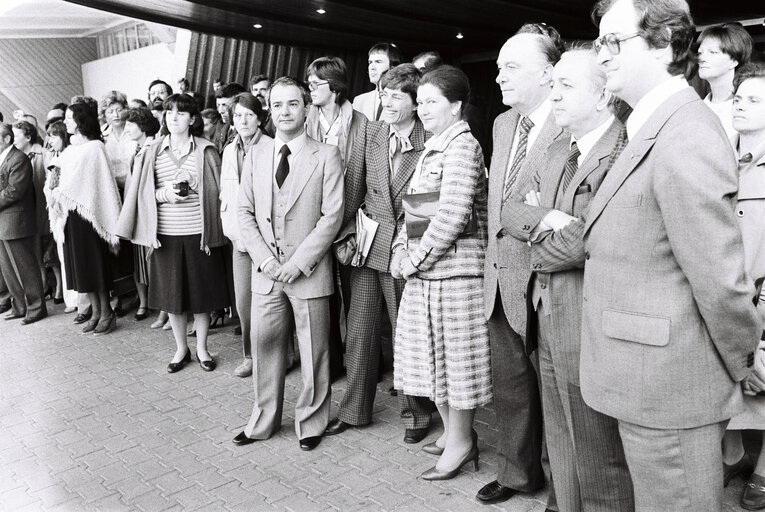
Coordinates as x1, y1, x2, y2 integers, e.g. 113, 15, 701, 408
537, 301, 634, 512
338, 265, 432, 429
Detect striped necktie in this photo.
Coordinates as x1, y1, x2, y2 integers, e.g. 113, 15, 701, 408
560, 141, 581, 194
503, 116, 534, 202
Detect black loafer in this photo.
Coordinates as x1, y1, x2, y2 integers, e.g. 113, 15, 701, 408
167, 350, 191, 373
404, 427, 430, 444
299, 436, 322, 451
476, 480, 516, 504
232, 431, 257, 446
324, 418, 352, 436
197, 353, 216, 372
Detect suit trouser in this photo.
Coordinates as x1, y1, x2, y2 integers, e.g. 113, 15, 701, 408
617, 419, 727, 512
488, 291, 545, 491
0, 272, 9, 306
231, 249, 252, 358
338, 265, 432, 428
244, 282, 330, 440
0, 237, 46, 319
328, 261, 352, 376
537, 302, 634, 512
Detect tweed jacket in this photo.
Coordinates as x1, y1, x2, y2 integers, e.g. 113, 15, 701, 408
306, 100, 367, 170
506, 119, 626, 380
237, 135, 344, 299
393, 120, 488, 280
580, 87, 760, 429
484, 108, 563, 340
352, 89, 378, 122
341, 119, 427, 273
0, 146, 36, 240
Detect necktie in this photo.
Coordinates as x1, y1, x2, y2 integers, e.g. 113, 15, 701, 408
560, 141, 581, 194
375, 99, 383, 121
503, 116, 534, 202
275, 144, 290, 188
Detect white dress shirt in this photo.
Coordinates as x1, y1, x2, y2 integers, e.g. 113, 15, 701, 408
626, 75, 689, 141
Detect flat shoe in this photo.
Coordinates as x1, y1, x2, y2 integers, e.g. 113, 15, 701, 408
81, 316, 100, 333
476, 480, 516, 504
73, 309, 92, 324
725, 453, 754, 487
197, 352, 216, 372
234, 358, 252, 378
93, 314, 116, 336
167, 350, 191, 373
742, 473, 765, 510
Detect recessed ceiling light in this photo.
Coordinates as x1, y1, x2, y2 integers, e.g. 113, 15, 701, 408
456, 32, 464, 39
316, 8, 326, 14
253, 23, 262, 29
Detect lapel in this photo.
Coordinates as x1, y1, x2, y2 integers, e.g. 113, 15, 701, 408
536, 130, 571, 208
254, 139, 274, 233
515, 112, 564, 197
560, 119, 624, 209
492, 110, 519, 179
367, 124, 396, 215
285, 136, 320, 213
584, 88, 697, 235
391, 120, 427, 199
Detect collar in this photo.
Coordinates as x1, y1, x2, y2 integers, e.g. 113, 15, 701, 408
572, 115, 615, 162
160, 135, 196, 156
424, 120, 471, 153
0, 145, 13, 167
274, 131, 307, 158
734, 135, 765, 169
526, 98, 552, 130
626, 75, 689, 141
235, 130, 262, 155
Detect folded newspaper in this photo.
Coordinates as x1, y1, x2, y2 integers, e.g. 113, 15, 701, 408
352, 208, 379, 267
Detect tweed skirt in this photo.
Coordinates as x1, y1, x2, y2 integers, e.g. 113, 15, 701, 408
148, 234, 230, 314
394, 275, 493, 409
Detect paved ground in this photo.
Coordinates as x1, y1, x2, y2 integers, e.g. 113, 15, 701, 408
0, 301, 751, 511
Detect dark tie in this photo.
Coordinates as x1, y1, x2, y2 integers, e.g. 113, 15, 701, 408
560, 141, 581, 194
375, 100, 383, 121
503, 116, 534, 202
275, 144, 290, 188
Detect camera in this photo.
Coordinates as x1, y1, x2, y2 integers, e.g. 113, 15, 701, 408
173, 180, 189, 197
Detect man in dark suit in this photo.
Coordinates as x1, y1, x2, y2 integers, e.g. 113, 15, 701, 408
478, 24, 565, 506
324, 64, 432, 443
581, 0, 761, 509
504, 49, 634, 512
0, 123, 46, 324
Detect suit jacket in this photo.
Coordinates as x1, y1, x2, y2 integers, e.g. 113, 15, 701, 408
484, 108, 563, 342
737, 149, 765, 292
0, 146, 36, 240
506, 119, 626, 381
306, 100, 367, 170
238, 135, 344, 299
580, 87, 760, 429
341, 120, 426, 273
352, 90, 378, 122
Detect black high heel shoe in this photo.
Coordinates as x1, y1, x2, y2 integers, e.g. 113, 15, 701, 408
167, 350, 191, 373
420, 444, 479, 481
209, 309, 225, 329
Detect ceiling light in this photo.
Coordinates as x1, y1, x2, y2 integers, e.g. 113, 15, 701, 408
253, 23, 262, 29
316, 8, 326, 14
456, 32, 464, 39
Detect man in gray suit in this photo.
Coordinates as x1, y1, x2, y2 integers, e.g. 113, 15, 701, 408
234, 77, 344, 452
583, 0, 761, 509
0, 123, 46, 325
478, 23, 565, 505
504, 49, 634, 512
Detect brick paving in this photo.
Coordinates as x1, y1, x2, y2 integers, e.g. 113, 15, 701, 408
0, 302, 748, 511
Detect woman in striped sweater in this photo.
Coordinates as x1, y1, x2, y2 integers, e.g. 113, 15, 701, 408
117, 94, 230, 373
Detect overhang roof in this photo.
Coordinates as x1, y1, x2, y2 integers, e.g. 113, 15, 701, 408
65, 0, 765, 57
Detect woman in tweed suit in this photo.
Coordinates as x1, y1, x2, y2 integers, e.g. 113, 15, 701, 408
391, 65, 491, 480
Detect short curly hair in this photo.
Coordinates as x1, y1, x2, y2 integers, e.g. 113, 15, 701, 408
121, 107, 160, 137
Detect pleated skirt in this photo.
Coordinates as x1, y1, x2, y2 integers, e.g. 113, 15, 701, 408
394, 275, 493, 410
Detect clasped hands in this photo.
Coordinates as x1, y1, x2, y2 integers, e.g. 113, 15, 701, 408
524, 190, 577, 233
743, 348, 765, 396
262, 259, 302, 284
390, 249, 417, 280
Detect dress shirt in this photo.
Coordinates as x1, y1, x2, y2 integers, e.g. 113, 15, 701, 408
572, 115, 615, 165
389, 120, 415, 176
506, 98, 552, 177
318, 109, 342, 146
626, 75, 689, 141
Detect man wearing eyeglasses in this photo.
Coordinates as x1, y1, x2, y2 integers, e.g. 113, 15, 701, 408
582, 0, 761, 509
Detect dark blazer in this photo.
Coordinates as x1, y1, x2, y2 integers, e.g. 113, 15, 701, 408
0, 146, 36, 240
341, 120, 427, 273
580, 87, 760, 429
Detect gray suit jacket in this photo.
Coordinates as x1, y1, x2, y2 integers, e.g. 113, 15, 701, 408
580, 87, 760, 429
0, 146, 36, 240
238, 135, 344, 299
484, 108, 563, 345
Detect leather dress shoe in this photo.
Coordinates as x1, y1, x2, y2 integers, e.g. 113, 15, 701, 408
324, 418, 352, 436
404, 427, 430, 444
232, 431, 257, 446
197, 352, 216, 372
742, 473, 765, 510
3, 311, 24, 321
21, 313, 47, 325
725, 453, 754, 487
476, 480, 516, 504
299, 436, 322, 451
0, 303, 11, 314
167, 350, 191, 373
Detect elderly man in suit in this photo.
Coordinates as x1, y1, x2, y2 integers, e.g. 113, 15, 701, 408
0, 123, 47, 324
324, 63, 433, 443
582, 0, 762, 509
478, 24, 565, 506
353, 43, 402, 122
503, 48, 634, 512
234, 77, 344, 452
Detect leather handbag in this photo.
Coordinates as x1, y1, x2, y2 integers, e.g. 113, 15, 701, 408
402, 190, 476, 239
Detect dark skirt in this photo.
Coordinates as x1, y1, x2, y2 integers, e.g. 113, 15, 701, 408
148, 234, 230, 314
63, 212, 114, 293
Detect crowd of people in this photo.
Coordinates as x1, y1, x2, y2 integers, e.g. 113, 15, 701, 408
2, 0, 765, 509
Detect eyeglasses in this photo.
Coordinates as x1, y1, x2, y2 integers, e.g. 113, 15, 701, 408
593, 32, 641, 55
307, 80, 329, 91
